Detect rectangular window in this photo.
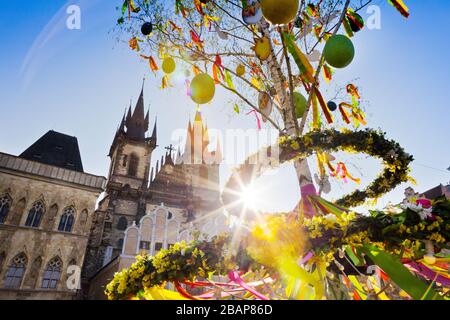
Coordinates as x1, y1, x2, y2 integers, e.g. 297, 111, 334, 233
154, 242, 163, 252
139, 241, 151, 250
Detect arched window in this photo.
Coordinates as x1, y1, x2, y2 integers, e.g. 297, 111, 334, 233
117, 216, 128, 231
128, 153, 139, 177
41, 256, 62, 289
58, 207, 75, 232
4, 253, 27, 289
0, 194, 12, 224
25, 201, 45, 228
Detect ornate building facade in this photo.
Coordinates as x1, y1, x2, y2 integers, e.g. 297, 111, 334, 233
0, 131, 106, 300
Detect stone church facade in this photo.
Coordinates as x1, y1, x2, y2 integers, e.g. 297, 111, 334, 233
0, 87, 225, 300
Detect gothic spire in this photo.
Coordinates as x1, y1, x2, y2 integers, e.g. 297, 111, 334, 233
126, 103, 132, 123
194, 109, 202, 122
151, 117, 157, 141
125, 85, 149, 140
175, 145, 182, 165
144, 109, 150, 132
165, 152, 174, 166
214, 138, 222, 163
119, 110, 126, 132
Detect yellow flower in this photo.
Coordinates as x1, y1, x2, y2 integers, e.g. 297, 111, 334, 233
428, 233, 446, 243
290, 140, 300, 150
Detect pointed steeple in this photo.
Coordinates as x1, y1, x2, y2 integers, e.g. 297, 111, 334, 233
119, 111, 126, 132
214, 138, 222, 163
194, 109, 202, 122
187, 120, 193, 138
151, 117, 157, 140
203, 123, 210, 146
125, 84, 150, 140
181, 111, 215, 164
183, 124, 193, 164
144, 109, 150, 132
132, 87, 145, 121
175, 145, 182, 165
165, 152, 174, 166
126, 103, 132, 123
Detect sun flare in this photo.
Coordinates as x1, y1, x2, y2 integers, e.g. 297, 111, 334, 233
241, 185, 258, 210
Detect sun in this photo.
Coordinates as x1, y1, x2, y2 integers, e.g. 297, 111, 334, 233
241, 185, 258, 211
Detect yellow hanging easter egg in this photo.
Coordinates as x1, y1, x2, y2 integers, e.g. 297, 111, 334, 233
190, 73, 215, 104
162, 57, 176, 74
254, 36, 271, 61
261, 0, 299, 25
236, 64, 246, 77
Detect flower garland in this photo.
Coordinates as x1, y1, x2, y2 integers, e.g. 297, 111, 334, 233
222, 128, 414, 212
105, 197, 450, 300
105, 235, 236, 300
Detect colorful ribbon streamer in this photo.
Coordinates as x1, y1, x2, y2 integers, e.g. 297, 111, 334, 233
228, 271, 270, 300
246, 110, 262, 130
330, 162, 361, 184
313, 88, 333, 124
388, 0, 410, 18
140, 55, 159, 72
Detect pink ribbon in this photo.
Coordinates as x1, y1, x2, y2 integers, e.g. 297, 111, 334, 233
405, 262, 450, 287
228, 271, 269, 300
245, 110, 262, 130
185, 79, 191, 97
299, 251, 314, 265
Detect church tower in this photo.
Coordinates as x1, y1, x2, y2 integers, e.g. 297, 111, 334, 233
107, 87, 156, 191
82, 86, 157, 282
82, 98, 223, 297
180, 110, 222, 218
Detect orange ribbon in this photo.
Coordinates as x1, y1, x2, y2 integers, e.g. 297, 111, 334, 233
330, 162, 360, 184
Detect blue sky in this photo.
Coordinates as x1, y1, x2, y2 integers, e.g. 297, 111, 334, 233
0, 1, 449, 213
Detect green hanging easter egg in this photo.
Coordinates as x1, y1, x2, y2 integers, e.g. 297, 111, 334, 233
293, 92, 307, 118
323, 35, 355, 69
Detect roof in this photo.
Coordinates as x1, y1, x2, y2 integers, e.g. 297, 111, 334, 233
19, 130, 84, 172
421, 184, 446, 200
